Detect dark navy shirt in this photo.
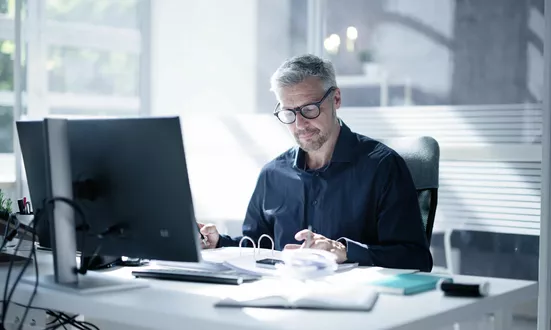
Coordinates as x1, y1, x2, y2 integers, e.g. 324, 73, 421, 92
218, 121, 433, 271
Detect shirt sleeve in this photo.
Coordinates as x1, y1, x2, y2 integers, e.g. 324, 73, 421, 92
217, 168, 274, 249
338, 153, 433, 272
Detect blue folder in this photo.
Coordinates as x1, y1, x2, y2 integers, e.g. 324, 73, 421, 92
368, 273, 452, 295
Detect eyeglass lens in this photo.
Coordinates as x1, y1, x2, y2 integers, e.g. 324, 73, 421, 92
276, 104, 320, 124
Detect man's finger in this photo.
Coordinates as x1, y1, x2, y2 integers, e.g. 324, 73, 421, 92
284, 244, 302, 250
197, 222, 205, 229
302, 236, 315, 248
312, 239, 331, 251
305, 236, 327, 249
294, 229, 313, 241
200, 224, 217, 235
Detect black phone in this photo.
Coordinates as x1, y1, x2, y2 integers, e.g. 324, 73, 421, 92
255, 258, 284, 269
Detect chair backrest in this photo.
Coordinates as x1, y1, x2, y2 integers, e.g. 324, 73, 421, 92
381, 136, 440, 245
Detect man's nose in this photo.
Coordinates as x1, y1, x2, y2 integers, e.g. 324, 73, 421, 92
295, 113, 307, 128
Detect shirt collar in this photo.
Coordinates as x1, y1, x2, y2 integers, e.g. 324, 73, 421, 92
293, 119, 357, 169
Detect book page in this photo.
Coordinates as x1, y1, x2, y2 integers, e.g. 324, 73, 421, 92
217, 279, 378, 311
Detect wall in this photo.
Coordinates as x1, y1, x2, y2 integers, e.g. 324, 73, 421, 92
149, 0, 297, 232
150, 0, 258, 116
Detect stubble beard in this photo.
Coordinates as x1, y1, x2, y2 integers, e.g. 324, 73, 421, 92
295, 107, 337, 152
295, 129, 328, 152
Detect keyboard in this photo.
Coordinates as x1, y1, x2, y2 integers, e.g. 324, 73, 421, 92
131, 268, 260, 285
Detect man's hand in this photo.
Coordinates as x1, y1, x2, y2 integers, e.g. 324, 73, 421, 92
284, 229, 347, 263
197, 223, 220, 249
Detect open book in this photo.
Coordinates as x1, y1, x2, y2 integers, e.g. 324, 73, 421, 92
216, 283, 378, 311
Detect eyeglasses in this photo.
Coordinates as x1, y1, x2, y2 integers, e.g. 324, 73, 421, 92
273, 87, 336, 124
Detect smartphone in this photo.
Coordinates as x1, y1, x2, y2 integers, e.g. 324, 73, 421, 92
255, 258, 284, 269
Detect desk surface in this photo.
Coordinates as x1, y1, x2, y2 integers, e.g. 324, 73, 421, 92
1, 251, 538, 330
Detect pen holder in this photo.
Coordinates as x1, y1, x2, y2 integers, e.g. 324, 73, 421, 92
15, 213, 34, 227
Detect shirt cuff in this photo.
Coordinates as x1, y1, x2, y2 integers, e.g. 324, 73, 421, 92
336, 237, 375, 266
336, 237, 349, 251
216, 234, 235, 248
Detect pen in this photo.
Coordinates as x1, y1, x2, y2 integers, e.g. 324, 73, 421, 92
306, 225, 312, 248
197, 223, 208, 246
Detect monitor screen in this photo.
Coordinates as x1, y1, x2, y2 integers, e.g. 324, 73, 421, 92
17, 117, 202, 264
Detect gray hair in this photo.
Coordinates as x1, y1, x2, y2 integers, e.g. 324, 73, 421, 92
270, 54, 337, 93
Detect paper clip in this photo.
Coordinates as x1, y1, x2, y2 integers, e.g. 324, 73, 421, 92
238, 234, 275, 260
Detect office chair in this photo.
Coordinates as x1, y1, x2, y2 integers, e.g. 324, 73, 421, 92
382, 136, 440, 245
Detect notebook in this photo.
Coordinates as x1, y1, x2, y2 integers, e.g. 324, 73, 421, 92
367, 273, 452, 295
216, 282, 378, 311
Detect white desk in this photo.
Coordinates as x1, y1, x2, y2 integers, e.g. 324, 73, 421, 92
1, 251, 538, 330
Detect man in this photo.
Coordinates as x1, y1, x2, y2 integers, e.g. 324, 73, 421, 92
199, 54, 433, 271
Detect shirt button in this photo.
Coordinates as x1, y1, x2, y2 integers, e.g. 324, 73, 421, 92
312, 200, 318, 205
314, 172, 319, 176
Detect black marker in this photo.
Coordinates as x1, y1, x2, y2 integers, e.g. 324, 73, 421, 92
438, 280, 489, 297
197, 224, 208, 246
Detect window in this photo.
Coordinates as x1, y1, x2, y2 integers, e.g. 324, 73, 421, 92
46, 0, 140, 29
0, 106, 12, 153
0, 106, 14, 184
42, 0, 144, 117
320, 0, 543, 108
0, 0, 15, 18
1, 0, 148, 190
0, 40, 14, 91
0, 38, 17, 185
48, 47, 139, 97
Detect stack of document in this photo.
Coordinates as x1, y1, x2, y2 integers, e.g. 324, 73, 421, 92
201, 247, 358, 277
152, 247, 358, 279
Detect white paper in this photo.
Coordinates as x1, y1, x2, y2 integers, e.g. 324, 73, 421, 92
216, 280, 378, 311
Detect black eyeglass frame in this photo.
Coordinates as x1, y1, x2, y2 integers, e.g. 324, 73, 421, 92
273, 86, 337, 124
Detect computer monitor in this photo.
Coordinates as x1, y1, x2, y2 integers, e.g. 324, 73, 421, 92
17, 116, 203, 293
